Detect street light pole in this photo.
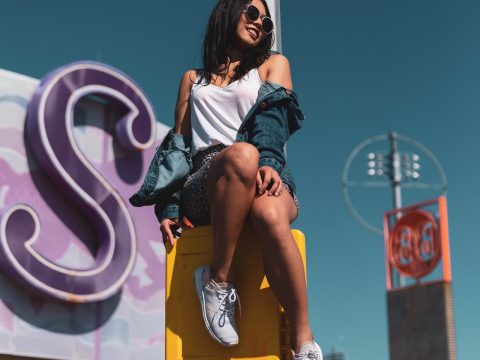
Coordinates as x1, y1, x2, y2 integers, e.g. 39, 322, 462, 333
342, 132, 447, 237
388, 132, 405, 286
389, 132, 403, 216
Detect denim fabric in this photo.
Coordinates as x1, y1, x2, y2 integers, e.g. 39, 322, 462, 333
129, 129, 192, 207
154, 189, 182, 222
236, 81, 305, 193
149, 81, 305, 223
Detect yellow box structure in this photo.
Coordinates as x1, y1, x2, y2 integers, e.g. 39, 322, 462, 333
165, 225, 307, 360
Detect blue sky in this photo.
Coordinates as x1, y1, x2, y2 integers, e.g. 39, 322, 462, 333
1, 0, 480, 359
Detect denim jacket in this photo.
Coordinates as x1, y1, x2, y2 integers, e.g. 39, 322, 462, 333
131, 81, 305, 223
129, 130, 192, 207
236, 81, 304, 195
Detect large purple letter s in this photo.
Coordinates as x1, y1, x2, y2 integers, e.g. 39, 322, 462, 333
0, 61, 156, 302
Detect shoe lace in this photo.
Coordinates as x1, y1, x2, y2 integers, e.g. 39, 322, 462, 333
217, 287, 241, 327
293, 350, 320, 360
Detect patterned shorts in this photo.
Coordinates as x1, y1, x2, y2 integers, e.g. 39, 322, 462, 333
181, 144, 299, 226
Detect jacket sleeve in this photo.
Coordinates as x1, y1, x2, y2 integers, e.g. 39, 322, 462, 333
248, 99, 291, 174
129, 130, 192, 207
154, 189, 181, 222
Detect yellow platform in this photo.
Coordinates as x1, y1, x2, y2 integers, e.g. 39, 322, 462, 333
165, 225, 306, 360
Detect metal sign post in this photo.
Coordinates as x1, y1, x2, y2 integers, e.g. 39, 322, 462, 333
342, 132, 454, 360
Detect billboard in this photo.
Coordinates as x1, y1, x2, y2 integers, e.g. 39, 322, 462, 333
0, 64, 168, 360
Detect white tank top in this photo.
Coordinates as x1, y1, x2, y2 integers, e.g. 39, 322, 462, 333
190, 67, 262, 155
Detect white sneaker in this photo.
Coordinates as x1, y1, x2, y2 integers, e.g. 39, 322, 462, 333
193, 265, 239, 346
292, 341, 323, 360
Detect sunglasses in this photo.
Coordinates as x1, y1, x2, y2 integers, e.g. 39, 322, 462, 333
244, 4, 274, 35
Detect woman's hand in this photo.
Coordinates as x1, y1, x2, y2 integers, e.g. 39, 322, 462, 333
160, 218, 181, 247
257, 166, 284, 197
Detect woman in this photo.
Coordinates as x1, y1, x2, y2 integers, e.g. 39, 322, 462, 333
159, 1, 322, 359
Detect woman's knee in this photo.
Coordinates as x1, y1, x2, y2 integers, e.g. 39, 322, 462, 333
222, 143, 259, 182
250, 203, 289, 232
250, 206, 292, 251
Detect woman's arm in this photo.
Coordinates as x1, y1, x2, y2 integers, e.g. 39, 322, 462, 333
160, 70, 195, 246
265, 54, 293, 90
173, 69, 195, 136
255, 54, 293, 197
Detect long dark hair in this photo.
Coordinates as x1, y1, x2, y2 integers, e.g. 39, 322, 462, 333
201, 0, 274, 84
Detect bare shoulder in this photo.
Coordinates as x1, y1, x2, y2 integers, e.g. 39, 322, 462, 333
266, 53, 290, 70
179, 69, 197, 90
263, 54, 292, 90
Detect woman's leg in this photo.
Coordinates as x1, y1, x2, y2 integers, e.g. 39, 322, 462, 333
248, 191, 313, 352
205, 142, 259, 283
192, 143, 259, 347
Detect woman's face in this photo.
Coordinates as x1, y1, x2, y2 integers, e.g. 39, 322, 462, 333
235, 0, 268, 49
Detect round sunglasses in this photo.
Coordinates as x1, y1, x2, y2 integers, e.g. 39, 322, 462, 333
244, 4, 274, 35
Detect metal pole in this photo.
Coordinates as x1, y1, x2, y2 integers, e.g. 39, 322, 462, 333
389, 132, 402, 213
389, 132, 406, 287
